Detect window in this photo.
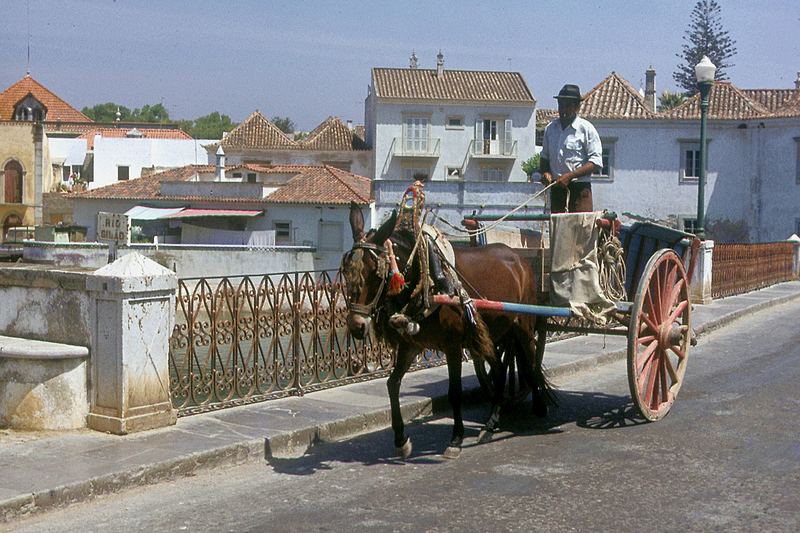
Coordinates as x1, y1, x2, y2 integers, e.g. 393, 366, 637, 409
681, 217, 698, 234
446, 116, 463, 129
117, 166, 129, 181
274, 221, 292, 245
62, 166, 71, 182
446, 167, 462, 180
402, 166, 430, 181
232, 172, 242, 179
481, 167, 504, 182
247, 173, 257, 183
592, 138, 616, 181
404, 117, 429, 153
318, 221, 343, 251
678, 139, 709, 183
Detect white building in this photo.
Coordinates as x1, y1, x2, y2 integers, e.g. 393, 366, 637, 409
561, 70, 800, 242
365, 53, 540, 237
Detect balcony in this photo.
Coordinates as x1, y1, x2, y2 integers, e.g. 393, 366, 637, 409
469, 139, 518, 159
392, 137, 441, 158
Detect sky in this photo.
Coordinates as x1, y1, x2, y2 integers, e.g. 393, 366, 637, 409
2, 0, 799, 131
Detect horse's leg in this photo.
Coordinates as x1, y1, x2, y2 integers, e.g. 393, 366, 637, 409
443, 347, 464, 459
387, 343, 417, 459
522, 318, 550, 418
478, 341, 507, 444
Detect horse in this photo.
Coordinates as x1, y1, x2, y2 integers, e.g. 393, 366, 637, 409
341, 204, 552, 459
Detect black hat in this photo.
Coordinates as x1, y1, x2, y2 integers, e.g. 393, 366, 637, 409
554, 84, 582, 101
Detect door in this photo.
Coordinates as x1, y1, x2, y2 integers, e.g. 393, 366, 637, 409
3, 161, 23, 204
483, 119, 497, 154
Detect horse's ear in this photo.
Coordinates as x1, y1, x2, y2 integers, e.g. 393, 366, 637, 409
370, 210, 397, 245
349, 201, 365, 241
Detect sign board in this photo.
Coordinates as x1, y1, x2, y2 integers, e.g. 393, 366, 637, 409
97, 212, 131, 246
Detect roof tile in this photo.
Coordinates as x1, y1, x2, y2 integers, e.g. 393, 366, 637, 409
580, 72, 657, 120
220, 111, 298, 150
0, 74, 91, 122
372, 68, 534, 103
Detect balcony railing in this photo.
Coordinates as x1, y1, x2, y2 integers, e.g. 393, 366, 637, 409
392, 137, 441, 158
469, 139, 518, 158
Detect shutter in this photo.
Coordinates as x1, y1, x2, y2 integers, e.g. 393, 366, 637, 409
504, 119, 512, 154
474, 119, 481, 155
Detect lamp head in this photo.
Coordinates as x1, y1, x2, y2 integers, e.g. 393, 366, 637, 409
694, 56, 717, 84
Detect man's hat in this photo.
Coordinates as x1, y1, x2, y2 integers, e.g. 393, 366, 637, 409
554, 84, 582, 101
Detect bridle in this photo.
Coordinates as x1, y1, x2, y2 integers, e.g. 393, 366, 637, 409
343, 240, 389, 318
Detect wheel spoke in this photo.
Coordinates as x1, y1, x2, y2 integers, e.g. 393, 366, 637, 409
637, 334, 657, 345
637, 339, 659, 372
667, 299, 689, 325
661, 263, 678, 319
642, 351, 660, 406
667, 277, 686, 310
664, 353, 678, 384
669, 344, 687, 360
658, 351, 669, 407
642, 312, 659, 335
650, 269, 663, 322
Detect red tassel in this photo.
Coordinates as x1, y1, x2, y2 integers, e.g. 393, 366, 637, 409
388, 270, 405, 295
385, 239, 405, 295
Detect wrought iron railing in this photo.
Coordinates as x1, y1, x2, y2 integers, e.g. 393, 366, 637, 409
169, 270, 445, 415
712, 242, 795, 299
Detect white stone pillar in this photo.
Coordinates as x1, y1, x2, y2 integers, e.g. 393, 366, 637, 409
86, 253, 177, 434
690, 240, 714, 305
788, 234, 800, 278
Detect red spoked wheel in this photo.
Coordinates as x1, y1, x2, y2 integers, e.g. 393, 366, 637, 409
627, 249, 691, 421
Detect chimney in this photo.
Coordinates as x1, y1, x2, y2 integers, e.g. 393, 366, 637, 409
795, 71, 800, 90
436, 50, 444, 80
409, 50, 418, 69
346, 119, 353, 130
644, 66, 656, 112
215, 145, 225, 181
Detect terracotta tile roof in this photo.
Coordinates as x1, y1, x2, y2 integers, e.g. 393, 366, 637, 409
219, 111, 298, 150
372, 68, 534, 104
74, 164, 372, 205
664, 82, 772, 120
536, 108, 558, 129
266, 165, 371, 205
740, 89, 799, 112
0, 74, 91, 122
79, 126, 192, 149
301, 116, 370, 151
580, 72, 657, 119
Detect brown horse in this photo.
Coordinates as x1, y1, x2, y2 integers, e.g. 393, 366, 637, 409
342, 205, 551, 458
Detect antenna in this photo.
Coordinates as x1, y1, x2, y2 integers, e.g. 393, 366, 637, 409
26, 0, 31, 74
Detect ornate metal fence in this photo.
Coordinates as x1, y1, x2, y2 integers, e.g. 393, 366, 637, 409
712, 242, 795, 299
169, 270, 446, 415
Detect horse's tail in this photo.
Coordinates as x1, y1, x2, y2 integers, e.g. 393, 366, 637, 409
465, 310, 496, 362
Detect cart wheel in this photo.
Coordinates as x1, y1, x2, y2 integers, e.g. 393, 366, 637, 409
473, 335, 532, 406
627, 249, 691, 421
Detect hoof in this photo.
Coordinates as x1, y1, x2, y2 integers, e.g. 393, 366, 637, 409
477, 429, 494, 444
442, 446, 461, 460
395, 437, 413, 459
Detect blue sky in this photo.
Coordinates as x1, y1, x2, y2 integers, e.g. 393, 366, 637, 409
2, 0, 798, 130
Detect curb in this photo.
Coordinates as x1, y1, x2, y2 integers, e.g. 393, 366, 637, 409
3, 286, 798, 522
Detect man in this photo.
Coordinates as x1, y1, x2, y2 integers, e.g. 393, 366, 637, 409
540, 84, 603, 213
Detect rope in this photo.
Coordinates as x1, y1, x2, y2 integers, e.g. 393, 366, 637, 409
428, 181, 559, 239
597, 226, 627, 301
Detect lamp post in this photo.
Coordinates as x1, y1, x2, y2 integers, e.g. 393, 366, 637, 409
694, 55, 716, 239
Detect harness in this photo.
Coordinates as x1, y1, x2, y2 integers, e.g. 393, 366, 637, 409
345, 241, 389, 318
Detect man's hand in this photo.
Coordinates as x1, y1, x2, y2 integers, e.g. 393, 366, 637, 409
540, 172, 553, 186
555, 173, 572, 189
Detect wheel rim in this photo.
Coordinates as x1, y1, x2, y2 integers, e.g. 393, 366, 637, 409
627, 249, 690, 421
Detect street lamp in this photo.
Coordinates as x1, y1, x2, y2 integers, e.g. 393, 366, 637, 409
694, 55, 716, 239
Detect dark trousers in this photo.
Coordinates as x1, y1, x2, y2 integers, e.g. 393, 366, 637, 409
550, 181, 593, 213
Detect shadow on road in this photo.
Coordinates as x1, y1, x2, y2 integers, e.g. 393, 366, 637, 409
265, 386, 645, 476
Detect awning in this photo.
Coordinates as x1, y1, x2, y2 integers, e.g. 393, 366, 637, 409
162, 208, 263, 219
124, 206, 186, 221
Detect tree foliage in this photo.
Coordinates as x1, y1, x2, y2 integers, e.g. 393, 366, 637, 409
180, 112, 237, 139
271, 116, 295, 134
81, 102, 170, 122
658, 90, 687, 111
521, 153, 541, 177
673, 0, 737, 93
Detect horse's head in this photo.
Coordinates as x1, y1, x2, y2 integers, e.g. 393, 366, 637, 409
341, 206, 397, 339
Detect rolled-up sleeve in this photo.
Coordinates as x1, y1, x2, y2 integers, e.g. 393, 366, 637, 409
585, 125, 603, 169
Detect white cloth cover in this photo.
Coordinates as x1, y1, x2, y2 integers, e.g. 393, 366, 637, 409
549, 212, 616, 324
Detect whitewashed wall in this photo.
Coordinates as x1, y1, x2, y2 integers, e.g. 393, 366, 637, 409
90, 137, 216, 189
368, 100, 535, 182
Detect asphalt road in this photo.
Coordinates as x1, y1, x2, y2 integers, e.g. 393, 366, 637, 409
7, 299, 800, 533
